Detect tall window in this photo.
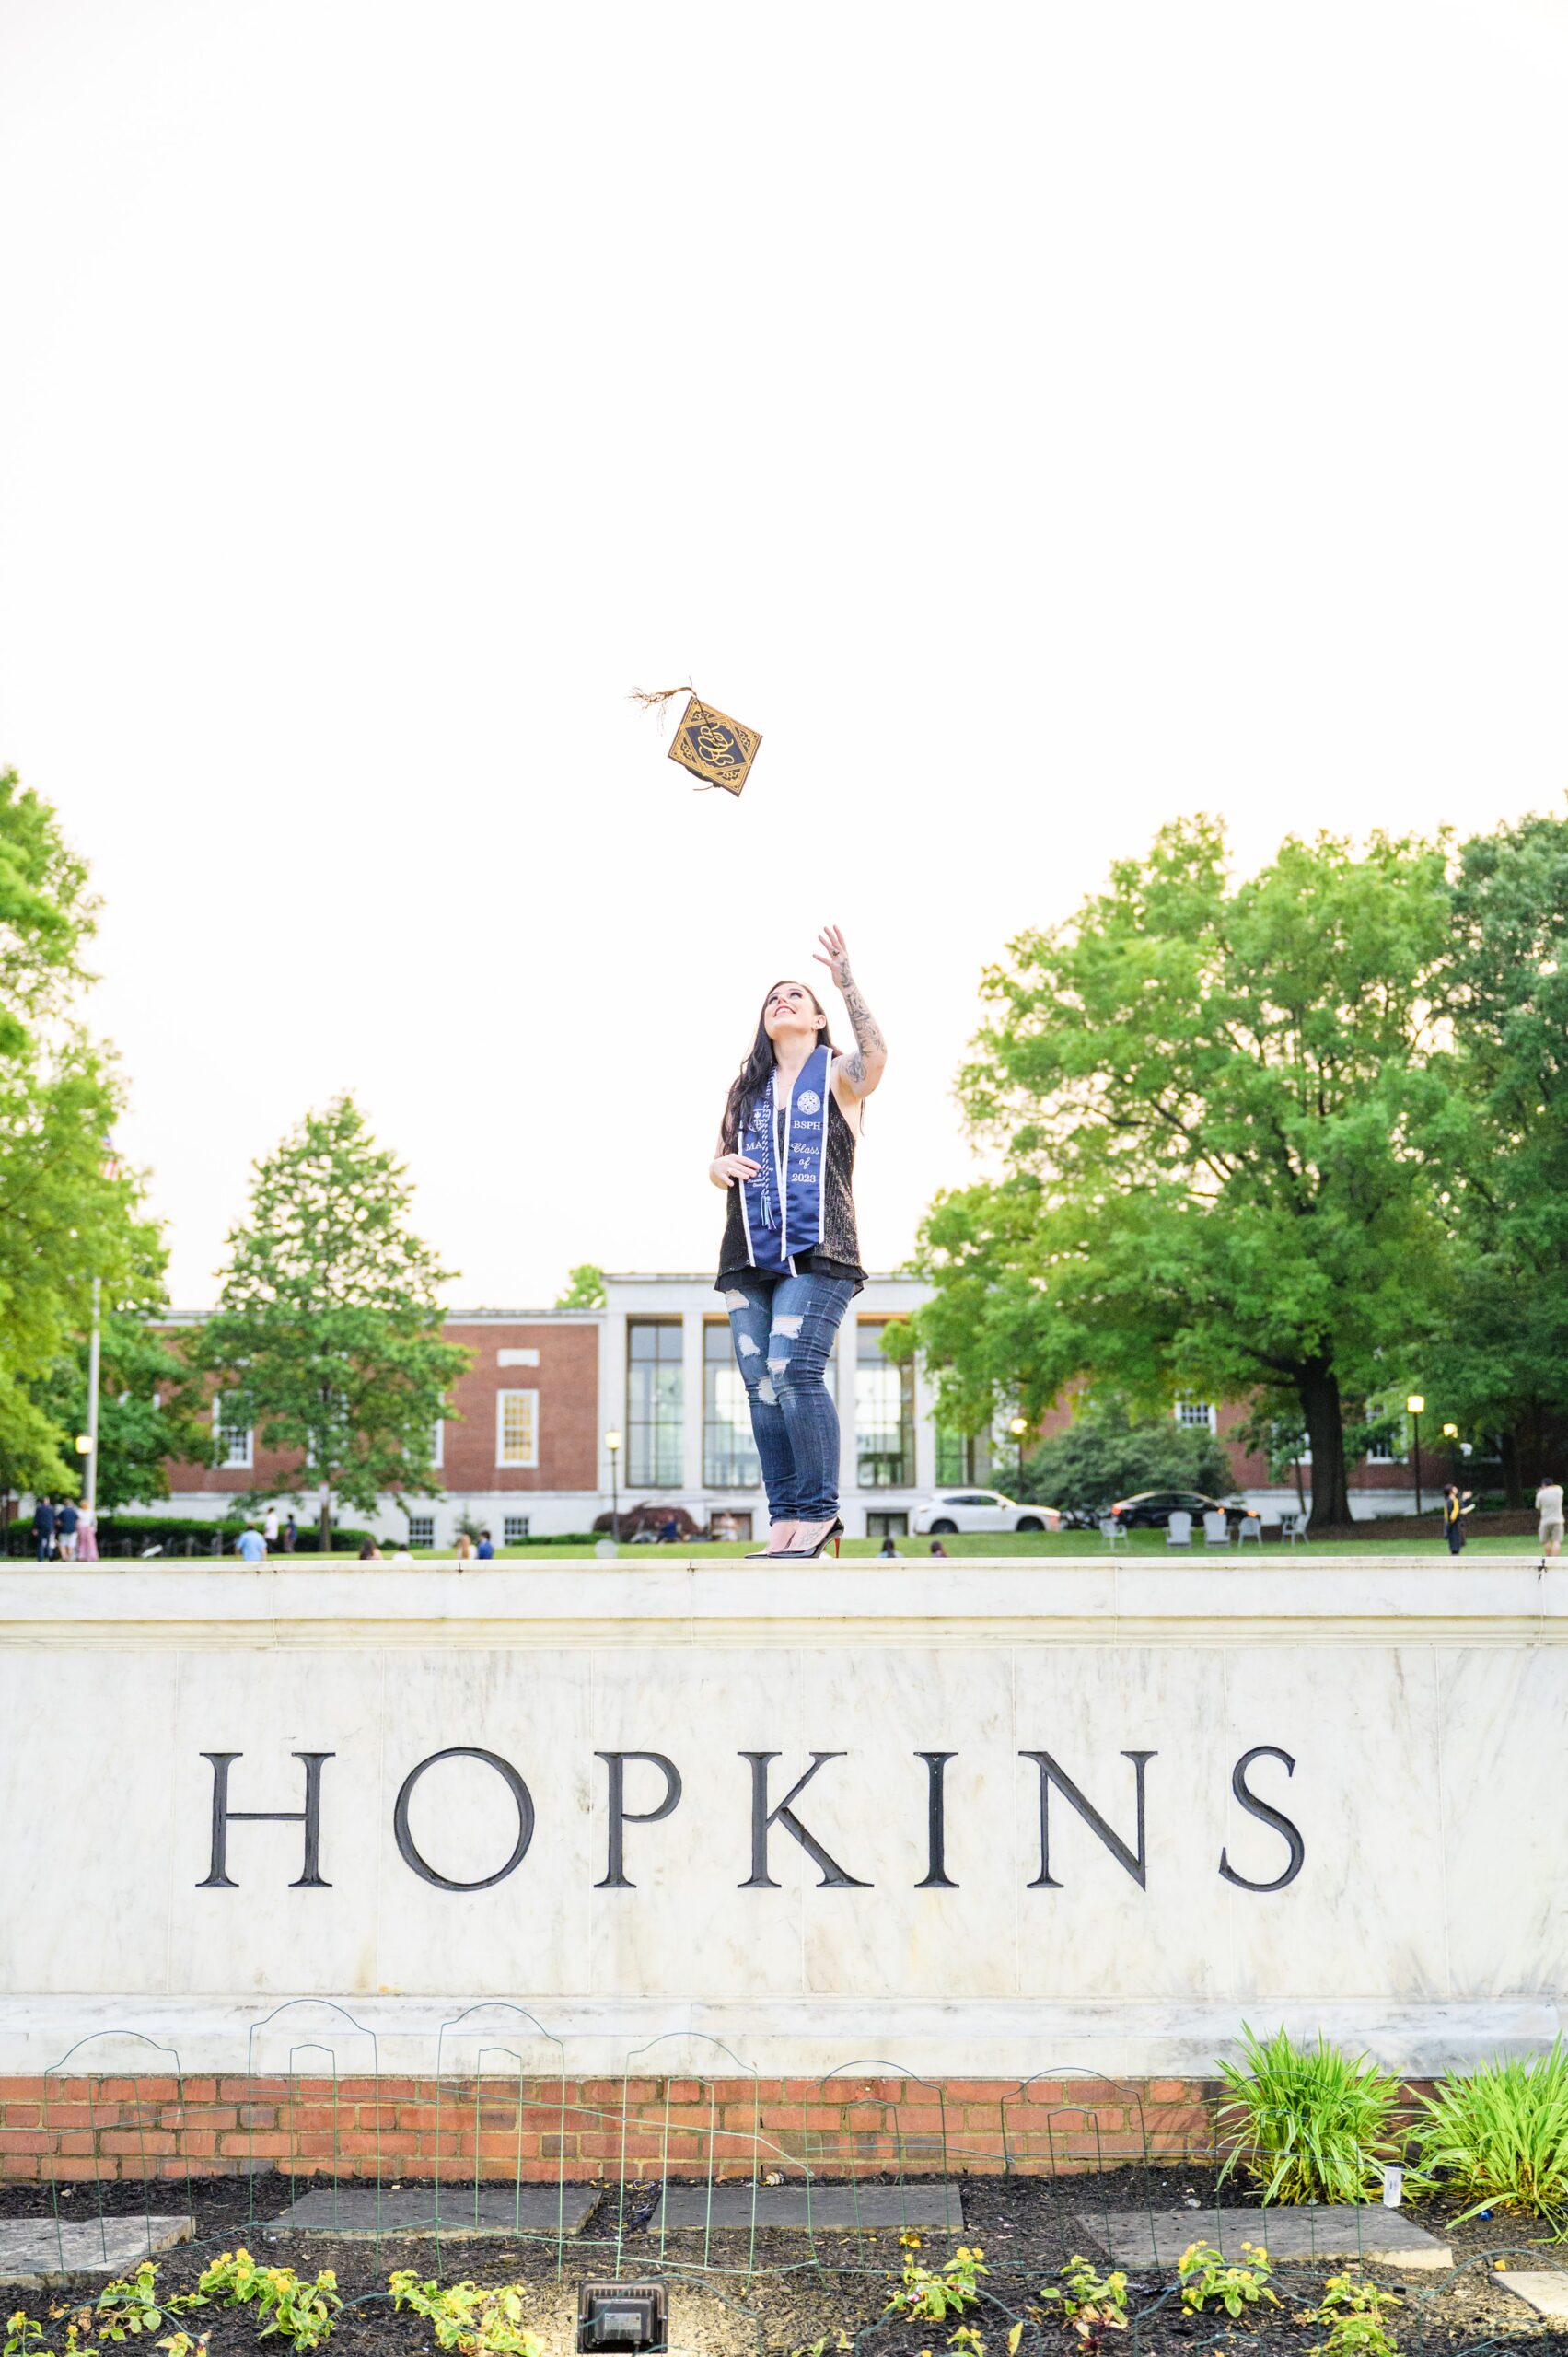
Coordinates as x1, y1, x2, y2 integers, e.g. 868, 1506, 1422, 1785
495, 1389, 538, 1468
628, 1321, 682, 1487
857, 1321, 913, 1488
212, 1398, 253, 1469
935, 1429, 978, 1485
1175, 1398, 1216, 1432
406, 1514, 435, 1549
703, 1321, 761, 1488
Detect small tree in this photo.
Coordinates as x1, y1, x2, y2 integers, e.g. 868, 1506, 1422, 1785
555, 1263, 606, 1307
1025, 1396, 1233, 1514
205, 1097, 471, 1550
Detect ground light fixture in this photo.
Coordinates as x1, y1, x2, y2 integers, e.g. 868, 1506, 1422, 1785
575, 2279, 666, 2351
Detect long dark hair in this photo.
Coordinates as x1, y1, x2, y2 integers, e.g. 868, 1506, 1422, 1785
721, 979, 839, 1150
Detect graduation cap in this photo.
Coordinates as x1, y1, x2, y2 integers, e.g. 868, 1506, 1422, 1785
631, 684, 762, 796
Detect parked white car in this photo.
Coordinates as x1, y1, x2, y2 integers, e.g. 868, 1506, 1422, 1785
910, 1489, 1062, 1536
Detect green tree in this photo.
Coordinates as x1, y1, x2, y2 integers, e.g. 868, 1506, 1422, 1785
1024, 1395, 1233, 1513
35, 1306, 205, 1512
204, 1096, 471, 1549
907, 820, 1457, 1529
0, 771, 165, 1499
555, 1262, 606, 1307
1430, 808, 1568, 1499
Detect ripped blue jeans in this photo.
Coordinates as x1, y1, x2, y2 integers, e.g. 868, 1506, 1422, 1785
722, 1270, 854, 1525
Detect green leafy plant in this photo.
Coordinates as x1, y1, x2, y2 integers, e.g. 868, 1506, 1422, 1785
1412, 2041, 1568, 2228
1217, 2025, 1400, 2202
1039, 2255, 1130, 2340
5, 2314, 99, 2357
155, 2339, 208, 2357
188, 2254, 339, 2354
1305, 2273, 1401, 2357
884, 2235, 989, 2324
1177, 2241, 1280, 2319
94, 2266, 166, 2343
387, 2272, 541, 2357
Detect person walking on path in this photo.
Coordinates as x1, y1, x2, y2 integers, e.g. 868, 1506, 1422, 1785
710, 924, 888, 1562
56, 1499, 79, 1561
1442, 1484, 1473, 1556
1537, 1475, 1564, 1562
31, 1496, 55, 1561
282, 1514, 297, 1553
75, 1504, 98, 1562
263, 1504, 279, 1548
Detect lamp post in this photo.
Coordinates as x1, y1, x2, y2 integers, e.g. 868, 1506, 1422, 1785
605, 1431, 621, 1547
1009, 1414, 1028, 1491
1407, 1395, 1425, 1517
83, 1276, 102, 1518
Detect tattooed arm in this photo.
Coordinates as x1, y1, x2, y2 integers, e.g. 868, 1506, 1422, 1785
813, 923, 888, 1100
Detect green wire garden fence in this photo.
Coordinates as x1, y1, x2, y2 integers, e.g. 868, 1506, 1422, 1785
9, 2010, 1565, 2355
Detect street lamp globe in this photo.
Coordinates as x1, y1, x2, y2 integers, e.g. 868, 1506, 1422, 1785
1406, 1395, 1424, 1416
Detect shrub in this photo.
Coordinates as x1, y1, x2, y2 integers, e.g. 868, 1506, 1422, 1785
1217, 2025, 1400, 2203
1411, 2042, 1568, 2228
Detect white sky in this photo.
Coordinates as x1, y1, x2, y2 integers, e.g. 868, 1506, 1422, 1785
3, 0, 1566, 1310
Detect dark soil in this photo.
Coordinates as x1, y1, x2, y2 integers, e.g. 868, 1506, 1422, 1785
6, 2169, 1567, 2356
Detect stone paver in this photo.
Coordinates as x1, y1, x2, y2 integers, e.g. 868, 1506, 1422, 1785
655, 2181, 963, 2230
1079, 2207, 1451, 2270
0, 2215, 193, 2286
1497, 2271, 1568, 2321
262, 2188, 597, 2239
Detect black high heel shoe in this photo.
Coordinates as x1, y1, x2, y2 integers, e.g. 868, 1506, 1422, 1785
774, 1518, 843, 1561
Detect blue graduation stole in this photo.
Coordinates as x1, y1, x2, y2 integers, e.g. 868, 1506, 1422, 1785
738, 1044, 832, 1275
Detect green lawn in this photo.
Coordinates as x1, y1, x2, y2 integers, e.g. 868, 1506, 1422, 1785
275, 1527, 1548, 1564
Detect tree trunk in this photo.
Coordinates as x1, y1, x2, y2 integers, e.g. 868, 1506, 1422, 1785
1298, 1360, 1351, 1531
318, 1481, 332, 1555
1500, 1426, 1524, 1512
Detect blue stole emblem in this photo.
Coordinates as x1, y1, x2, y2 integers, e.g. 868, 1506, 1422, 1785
738, 1044, 832, 1275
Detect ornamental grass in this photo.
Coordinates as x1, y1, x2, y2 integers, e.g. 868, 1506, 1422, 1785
1216, 2024, 1400, 2204
1411, 2040, 1568, 2229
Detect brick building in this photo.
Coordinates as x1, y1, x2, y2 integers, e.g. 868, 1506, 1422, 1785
154, 1271, 1422, 1544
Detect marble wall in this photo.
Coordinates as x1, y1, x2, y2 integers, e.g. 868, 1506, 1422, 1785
0, 1563, 1562, 2075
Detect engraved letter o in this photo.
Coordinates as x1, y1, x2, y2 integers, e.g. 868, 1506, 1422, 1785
393, 1747, 536, 1891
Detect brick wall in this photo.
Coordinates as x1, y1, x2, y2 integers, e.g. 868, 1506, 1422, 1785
161, 1318, 602, 1503
0, 2075, 1218, 2182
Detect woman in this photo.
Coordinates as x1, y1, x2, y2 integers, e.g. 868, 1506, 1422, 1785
710, 924, 887, 1560
1442, 1483, 1473, 1556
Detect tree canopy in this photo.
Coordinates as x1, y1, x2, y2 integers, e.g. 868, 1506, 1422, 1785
1425, 811, 1568, 1496
204, 1096, 471, 1547
556, 1263, 607, 1307
908, 819, 1458, 1527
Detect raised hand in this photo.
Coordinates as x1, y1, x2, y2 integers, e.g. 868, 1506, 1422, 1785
813, 923, 854, 992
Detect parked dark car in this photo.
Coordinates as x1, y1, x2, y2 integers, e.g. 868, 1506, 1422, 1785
1106, 1489, 1246, 1530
